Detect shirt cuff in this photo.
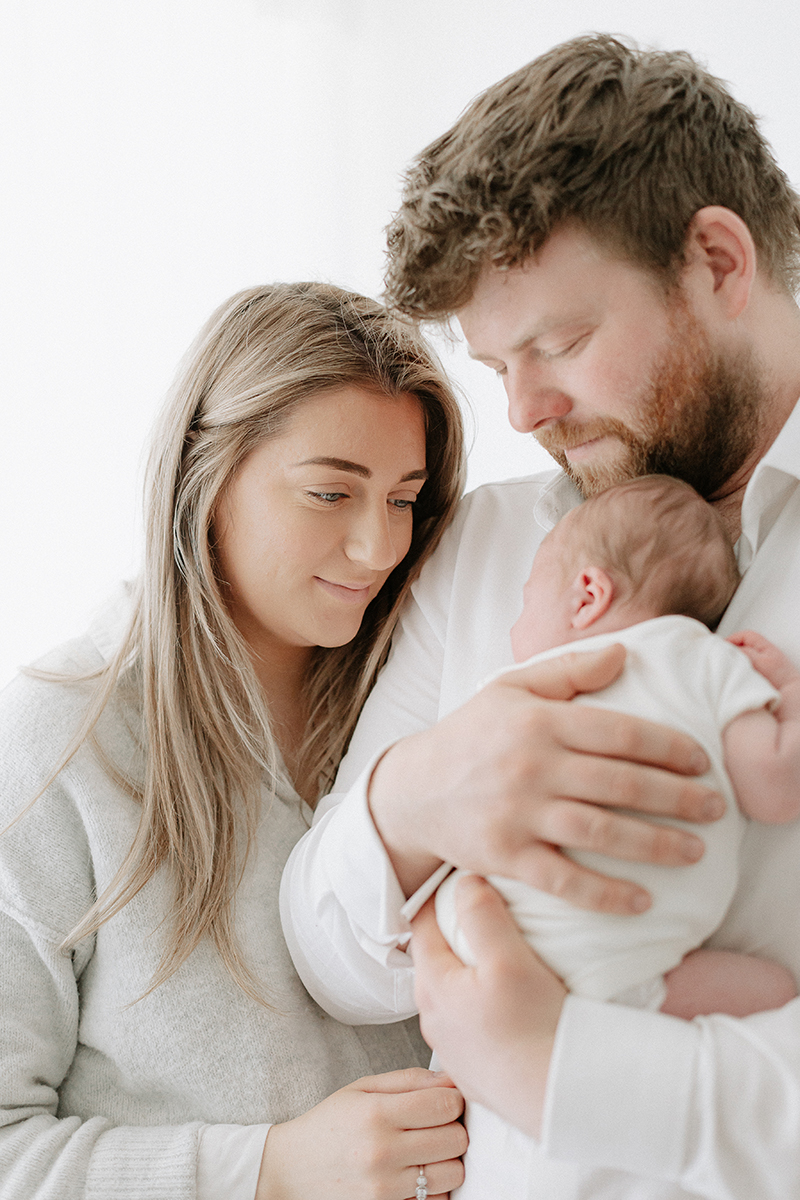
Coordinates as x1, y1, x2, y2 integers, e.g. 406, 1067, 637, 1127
316, 752, 413, 947
400, 862, 454, 925
541, 994, 700, 1178
196, 1124, 270, 1200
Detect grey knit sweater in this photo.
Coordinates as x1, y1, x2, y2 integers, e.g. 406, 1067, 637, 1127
0, 590, 427, 1199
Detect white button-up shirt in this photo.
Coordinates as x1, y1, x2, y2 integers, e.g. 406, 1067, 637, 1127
281, 397, 800, 1199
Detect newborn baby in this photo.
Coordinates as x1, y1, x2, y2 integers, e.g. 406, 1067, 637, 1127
434, 475, 800, 1198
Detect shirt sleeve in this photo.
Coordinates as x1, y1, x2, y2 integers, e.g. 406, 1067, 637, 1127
196, 1124, 269, 1200
542, 993, 800, 1198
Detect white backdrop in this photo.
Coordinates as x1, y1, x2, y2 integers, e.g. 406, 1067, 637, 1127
2, 0, 799, 687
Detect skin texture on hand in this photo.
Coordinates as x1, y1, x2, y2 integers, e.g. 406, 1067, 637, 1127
256, 1068, 467, 1200
411, 877, 567, 1140
370, 643, 723, 911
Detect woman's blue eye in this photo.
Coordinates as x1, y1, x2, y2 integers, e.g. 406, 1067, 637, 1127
390, 498, 415, 511
310, 491, 346, 503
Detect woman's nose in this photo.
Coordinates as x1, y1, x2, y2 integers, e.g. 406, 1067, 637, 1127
344, 505, 400, 571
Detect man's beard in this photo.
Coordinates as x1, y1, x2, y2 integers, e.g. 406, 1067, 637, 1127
536, 305, 766, 500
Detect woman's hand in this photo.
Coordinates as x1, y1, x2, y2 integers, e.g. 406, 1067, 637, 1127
370, 643, 724, 911
411, 877, 567, 1140
257, 1067, 467, 1200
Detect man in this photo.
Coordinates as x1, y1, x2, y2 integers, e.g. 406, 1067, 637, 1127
281, 35, 800, 1197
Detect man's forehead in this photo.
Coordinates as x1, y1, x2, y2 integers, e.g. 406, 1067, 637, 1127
457, 231, 610, 345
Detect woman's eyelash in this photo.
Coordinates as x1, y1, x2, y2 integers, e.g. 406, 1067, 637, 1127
308, 491, 416, 510
309, 491, 347, 503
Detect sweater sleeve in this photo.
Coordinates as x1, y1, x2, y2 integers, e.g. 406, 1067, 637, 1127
0, 904, 205, 1200
0, 666, 252, 1200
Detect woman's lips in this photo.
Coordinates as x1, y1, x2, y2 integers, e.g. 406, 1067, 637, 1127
314, 578, 374, 604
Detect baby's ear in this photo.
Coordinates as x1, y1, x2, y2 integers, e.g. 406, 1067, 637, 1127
569, 566, 615, 630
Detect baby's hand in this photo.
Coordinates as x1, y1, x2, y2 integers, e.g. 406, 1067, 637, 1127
728, 630, 800, 691
724, 630, 800, 824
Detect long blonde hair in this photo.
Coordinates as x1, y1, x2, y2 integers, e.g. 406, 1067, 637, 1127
46, 283, 465, 997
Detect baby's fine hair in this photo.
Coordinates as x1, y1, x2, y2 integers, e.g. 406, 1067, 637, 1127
555, 475, 739, 629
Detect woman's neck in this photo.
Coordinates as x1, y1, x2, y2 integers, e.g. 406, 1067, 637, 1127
247, 639, 315, 797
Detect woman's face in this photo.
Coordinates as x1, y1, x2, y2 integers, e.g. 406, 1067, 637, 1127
214, 385, 427, 668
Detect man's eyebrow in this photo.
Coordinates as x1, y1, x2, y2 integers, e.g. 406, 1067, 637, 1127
294, 456, 428, 482
467, 333, 537, 363
467, 317, 577, 361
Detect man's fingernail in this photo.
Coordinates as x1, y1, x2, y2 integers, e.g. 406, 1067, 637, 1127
702, 795, 725, 820
681, 834, 705, 862
691, 749, 709, 772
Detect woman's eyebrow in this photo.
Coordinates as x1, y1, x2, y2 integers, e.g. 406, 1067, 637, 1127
294, 456, 428, 482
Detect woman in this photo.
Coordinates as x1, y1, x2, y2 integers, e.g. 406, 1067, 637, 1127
0, 283, 467, 1199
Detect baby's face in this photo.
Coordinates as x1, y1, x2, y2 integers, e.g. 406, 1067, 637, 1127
510, 534, 576, 662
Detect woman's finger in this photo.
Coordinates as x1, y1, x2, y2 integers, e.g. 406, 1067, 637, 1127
401, 1158, 465, 1199
379, 1081, 464, 1131
356, 1066, 456, 1096
398, 1114, 468, 1163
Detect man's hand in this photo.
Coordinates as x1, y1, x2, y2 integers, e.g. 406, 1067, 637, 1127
411, 877, 566, 1139
370, 644, 723, 911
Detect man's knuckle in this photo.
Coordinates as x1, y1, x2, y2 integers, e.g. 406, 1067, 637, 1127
568, 802, 613, 849
647, 823, 678, 860
593, 875, 629, 912
608, 764, 645, 808
538, 856, 574, 900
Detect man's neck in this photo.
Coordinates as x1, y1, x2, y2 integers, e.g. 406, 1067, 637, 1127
711, 288, 800, 541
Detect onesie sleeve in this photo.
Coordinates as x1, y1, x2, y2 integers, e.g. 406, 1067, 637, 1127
542, 993, 800, 1198
705, 636, 780, 730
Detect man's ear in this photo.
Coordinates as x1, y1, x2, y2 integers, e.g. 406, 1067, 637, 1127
680, 205, 757, 321
568, 566, 614, 631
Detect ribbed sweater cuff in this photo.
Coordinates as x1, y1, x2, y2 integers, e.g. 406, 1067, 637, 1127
86, 1123, 203, 1200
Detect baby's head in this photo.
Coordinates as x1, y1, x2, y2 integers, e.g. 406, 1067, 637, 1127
511, 475, 740, 662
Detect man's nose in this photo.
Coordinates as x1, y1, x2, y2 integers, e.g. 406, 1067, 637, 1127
504, 363, 572, 433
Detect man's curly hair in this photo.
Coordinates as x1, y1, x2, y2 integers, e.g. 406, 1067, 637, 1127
385, 34, 800, 319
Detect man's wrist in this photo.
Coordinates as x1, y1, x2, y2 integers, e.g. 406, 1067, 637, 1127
367, 739, 443, 897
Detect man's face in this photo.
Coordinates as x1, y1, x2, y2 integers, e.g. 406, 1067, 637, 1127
456, 223, 763, 499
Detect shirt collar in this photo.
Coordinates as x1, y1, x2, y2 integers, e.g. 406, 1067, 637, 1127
738, 395, 800, 570
533, 470, 583, 532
